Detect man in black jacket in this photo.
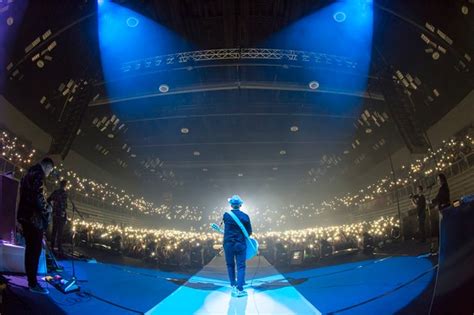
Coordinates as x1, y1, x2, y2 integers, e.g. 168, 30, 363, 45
221, 195, 252, 298
48, 179, 68, 255
17, 157, 54, 295
411, 185, 427, 242
432, 173, 451, 211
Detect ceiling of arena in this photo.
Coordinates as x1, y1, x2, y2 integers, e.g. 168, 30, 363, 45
1, 0, 473, 193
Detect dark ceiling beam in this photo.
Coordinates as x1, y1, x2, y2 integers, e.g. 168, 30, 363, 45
114, 140, 349, 149
162, 158, 340, 168
123, 112, 357, 124
222, 0, 235, 47
89, 82, 384, 106
94, 62, 377, 87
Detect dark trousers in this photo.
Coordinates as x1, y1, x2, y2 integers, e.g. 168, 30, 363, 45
22, 223, 44, 287
224, 241, 246, 290
418, 215, 426, 241
51, 216, 66, 252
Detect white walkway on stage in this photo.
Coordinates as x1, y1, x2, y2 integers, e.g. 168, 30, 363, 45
146, 255, 321, 315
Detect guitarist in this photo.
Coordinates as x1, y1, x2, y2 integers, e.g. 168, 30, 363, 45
47, 179, 68, 255
17, 157, 54, 295
221, 195, 252, 297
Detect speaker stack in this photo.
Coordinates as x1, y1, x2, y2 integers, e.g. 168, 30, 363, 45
0, 174, 19, 244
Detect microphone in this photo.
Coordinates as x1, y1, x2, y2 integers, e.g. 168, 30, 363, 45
50, 169, 61, 179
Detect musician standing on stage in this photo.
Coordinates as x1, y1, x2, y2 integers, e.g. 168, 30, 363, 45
17, 157, 54, 295
48, 179, 68, 255
432, 173, 451, 211
410, 185, 427, 242
221, 195, 252, 297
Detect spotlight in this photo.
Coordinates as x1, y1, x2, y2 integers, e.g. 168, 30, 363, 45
6, 17, 14, 26
238, 173, 243, 177
126, 17, 139, 28
290, 126, 299, 132
333, 11, 346, 23
308, 81, 320, 90
193, 151, 200, 156
279, 150, 287, 155
180, 128, 189, 134
159, 84, 169, 93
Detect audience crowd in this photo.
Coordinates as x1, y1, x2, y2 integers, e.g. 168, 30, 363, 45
1, 126, 472, 232
67, 216, 398, 267
1, 126, 473, 268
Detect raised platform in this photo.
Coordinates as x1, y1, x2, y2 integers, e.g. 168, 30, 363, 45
0, 254, 436, 314
147, 255, 321, 314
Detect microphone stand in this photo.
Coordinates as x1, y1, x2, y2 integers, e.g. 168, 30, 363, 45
69, 199, 87, 284
425, 184, 437, 254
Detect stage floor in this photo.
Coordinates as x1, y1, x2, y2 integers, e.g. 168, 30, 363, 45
147, 255, 321, 315
1, 254, 435, 314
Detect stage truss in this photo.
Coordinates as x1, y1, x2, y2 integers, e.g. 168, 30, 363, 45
120, 48, 359, 73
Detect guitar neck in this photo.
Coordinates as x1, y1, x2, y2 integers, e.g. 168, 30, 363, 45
210, 223, 224, 234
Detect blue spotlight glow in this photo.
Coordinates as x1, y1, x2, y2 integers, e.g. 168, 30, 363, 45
97, 0, 192, 117
333, 11, 347, 23
266, 0, 374, 103
126, 17, 139, 28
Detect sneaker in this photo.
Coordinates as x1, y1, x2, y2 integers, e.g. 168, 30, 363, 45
235, 289, 248, 298
231, 285, 238, 296
29, 284, 49, 295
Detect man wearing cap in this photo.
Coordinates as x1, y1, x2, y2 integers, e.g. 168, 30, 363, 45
221, 195, 252, 297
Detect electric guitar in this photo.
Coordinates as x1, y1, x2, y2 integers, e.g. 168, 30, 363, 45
210, 223, 224, 234
210, 223, 259, 260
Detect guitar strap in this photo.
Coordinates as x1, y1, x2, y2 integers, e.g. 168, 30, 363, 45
226, 211, 256, 251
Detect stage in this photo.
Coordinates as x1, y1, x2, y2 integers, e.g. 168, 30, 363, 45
1, 254, 435, 314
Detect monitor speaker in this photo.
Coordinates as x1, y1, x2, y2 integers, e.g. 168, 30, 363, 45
0, 175, 20, 243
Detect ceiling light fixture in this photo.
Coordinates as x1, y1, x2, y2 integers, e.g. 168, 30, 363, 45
333, 11, 346, 23
308, 81, 320, 90
126, 17, 139, 28
159, 84, 169, 93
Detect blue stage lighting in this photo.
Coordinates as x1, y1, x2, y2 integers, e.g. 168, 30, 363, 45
333, 11, 347, 23
126, 17, 139, 28
97, 0, 191, 118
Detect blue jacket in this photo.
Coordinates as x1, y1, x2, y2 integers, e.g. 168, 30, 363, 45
223, 209, 252, 244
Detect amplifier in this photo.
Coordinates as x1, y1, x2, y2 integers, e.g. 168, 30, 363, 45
0, 175, 19, 243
